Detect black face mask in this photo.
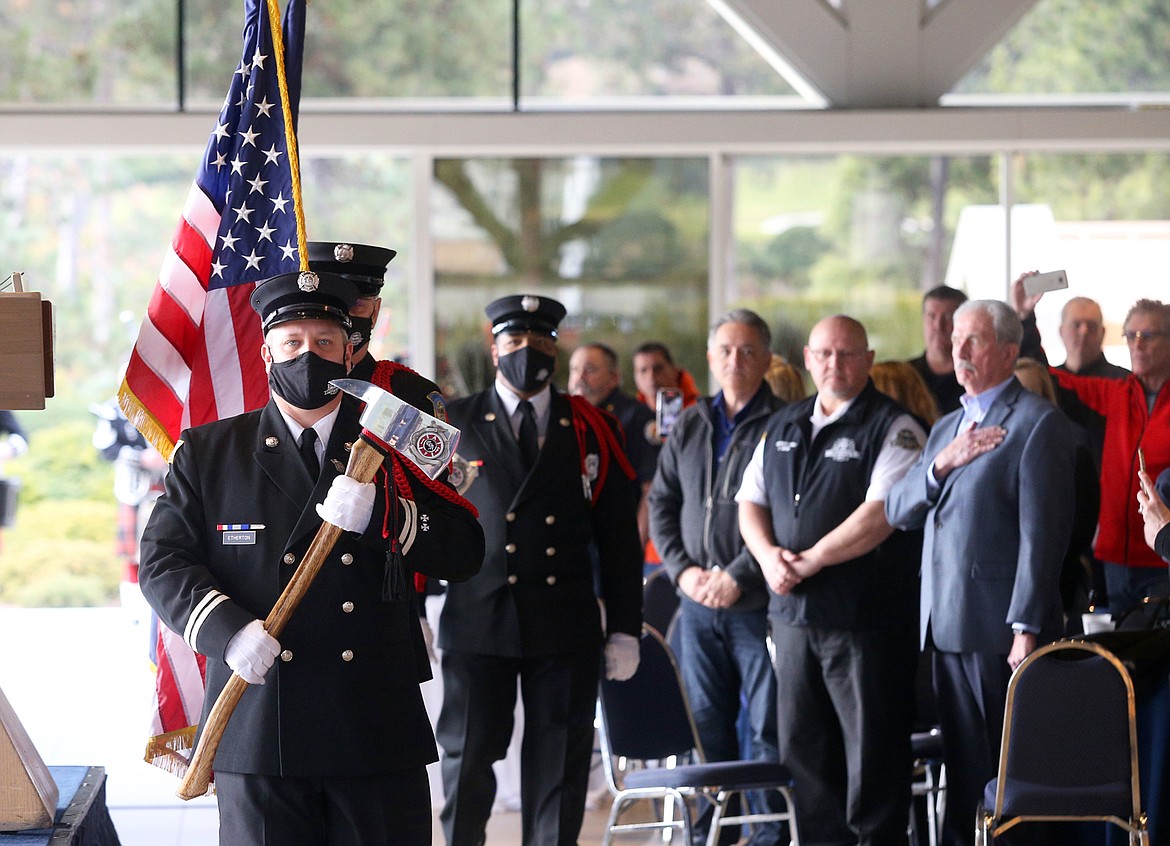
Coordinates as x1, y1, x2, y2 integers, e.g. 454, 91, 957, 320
347, 315, 373, 353
268, 351, 349, 409
498, 345, 556, 394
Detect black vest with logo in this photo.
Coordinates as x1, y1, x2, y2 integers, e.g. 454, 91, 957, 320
761, 382, 919, 628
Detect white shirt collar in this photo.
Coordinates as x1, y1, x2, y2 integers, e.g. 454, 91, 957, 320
494, 377, 552, 439
276, 404, 341, 457
809, 393, 856, 440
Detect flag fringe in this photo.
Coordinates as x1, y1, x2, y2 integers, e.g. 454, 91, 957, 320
118, 378, 177, 463
144, 727, 194, 774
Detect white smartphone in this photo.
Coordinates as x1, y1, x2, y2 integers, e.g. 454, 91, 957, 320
656, 388, 684, 439
1023, 270, 1069, 297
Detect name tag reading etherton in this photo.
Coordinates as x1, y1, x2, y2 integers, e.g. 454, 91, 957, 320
219, 523, 264, 545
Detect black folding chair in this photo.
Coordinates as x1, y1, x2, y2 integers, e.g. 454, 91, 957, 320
977, 640, 1149, 845
642, 568, 681, 645
598, 624, 799, 846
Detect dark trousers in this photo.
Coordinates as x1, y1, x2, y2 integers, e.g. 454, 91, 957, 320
678, 599, 784, 845
933, 650, 1012, 846
437, 648, 600, 846
770, 621, 916, 846
215, 768, 431, 846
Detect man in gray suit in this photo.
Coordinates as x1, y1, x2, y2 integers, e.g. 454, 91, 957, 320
886, 299, 1075, 846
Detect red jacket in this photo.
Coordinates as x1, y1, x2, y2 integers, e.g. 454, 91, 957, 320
1051, 370, 1170, 569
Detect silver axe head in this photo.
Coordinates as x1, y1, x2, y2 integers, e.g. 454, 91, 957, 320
331, 378, 461, 479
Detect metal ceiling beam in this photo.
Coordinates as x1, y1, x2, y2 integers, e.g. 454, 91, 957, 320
717, 0, 1041, 107
4, 107, 1170, 156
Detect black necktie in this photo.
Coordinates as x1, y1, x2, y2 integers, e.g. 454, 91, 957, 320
298, 428, 319, 481
517, 400, 539, 470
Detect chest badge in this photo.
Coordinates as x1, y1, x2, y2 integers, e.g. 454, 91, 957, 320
824, 437, 861, 463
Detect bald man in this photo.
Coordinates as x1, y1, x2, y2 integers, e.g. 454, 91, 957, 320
738, 315, 926, 846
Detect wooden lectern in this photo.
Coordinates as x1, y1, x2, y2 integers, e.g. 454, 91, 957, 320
0, 684, 57, 830
0, 269, 58, 830
0, 271, 54, 410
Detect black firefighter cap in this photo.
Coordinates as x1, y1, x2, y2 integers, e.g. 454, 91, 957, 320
307, 241, 397, 297
250, 270, 359, 334
485, 294, 567, 338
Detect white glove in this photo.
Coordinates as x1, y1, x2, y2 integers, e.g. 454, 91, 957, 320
604, 633, 641, 681
316, 475, 376, 533
420, 617, 438, 664
225, 619, 280, 685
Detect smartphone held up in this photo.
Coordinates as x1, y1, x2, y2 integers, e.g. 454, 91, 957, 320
656, 388, 683, 440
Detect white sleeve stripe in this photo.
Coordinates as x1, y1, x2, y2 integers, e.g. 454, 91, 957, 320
183, 590, 230, 651
398, 497, 418, 555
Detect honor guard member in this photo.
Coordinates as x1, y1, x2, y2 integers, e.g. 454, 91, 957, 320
309, 240, 450, 666
437, 294, 644, 846
137, 269, 484, 846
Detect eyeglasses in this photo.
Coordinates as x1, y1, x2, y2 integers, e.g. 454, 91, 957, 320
1123, 330, 1170, 343
807, 348, 868, 363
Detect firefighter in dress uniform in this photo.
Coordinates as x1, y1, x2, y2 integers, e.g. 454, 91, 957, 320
437, 294, 644, 846
138, 269, 484, 846
307, 240, 448, 672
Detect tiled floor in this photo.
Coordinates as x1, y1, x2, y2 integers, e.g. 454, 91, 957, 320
107, 803, 635, 846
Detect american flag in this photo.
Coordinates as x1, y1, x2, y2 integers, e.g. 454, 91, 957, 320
122, 0, 306, 779
119, 0, 305, 458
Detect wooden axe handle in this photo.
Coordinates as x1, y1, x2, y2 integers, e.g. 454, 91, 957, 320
177, 436, 386, 799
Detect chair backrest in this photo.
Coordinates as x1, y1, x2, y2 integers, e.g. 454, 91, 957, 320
642, 569, 681, 639
598, 624, 703, 764
993, 640, 1140, 815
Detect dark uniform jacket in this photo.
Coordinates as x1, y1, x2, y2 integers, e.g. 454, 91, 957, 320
138, 395, 484, 778
439, 386, 643, 657
599, 387, 659, 484
349, 353, 453, 682
759, 383, 920, 629
648, 389, 782, 612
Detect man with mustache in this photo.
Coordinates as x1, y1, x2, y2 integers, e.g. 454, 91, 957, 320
887, 299, 1074, 846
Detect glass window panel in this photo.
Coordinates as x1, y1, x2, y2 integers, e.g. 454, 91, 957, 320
185, 0, 513, 109
730, 154, 999, 370
0, 152, 413, 406
433, 156, 710, 398
0, 0, 176, 106
1008, 152, 1170, 370
520, 0, 800, 106
954, 0, 1170, 97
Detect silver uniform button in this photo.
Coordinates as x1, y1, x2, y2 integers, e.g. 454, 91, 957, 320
283, 553, 295, 565
341, 650, 354, 662
505, 543, 517, 553
485, 412, 497, 422
340, 553, 354, 565
265, 436, 279, 448
507, 574, 518, 585
545, 547, 556, 556
342, 601, 354, 613
280, 650, 293, 662
545, 514, 556, 525
546, 575, 557, 585
506, 512, 516, 522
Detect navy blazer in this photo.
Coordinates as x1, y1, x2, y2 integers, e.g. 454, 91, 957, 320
886, 378, 1074, 654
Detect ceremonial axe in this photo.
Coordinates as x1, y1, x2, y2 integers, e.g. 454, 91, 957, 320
177, 378, 459, 799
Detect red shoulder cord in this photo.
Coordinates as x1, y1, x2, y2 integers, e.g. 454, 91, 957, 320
566, 395, 636, 506
367, 360, 481, 595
